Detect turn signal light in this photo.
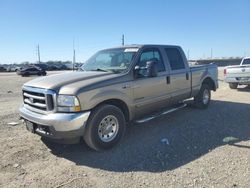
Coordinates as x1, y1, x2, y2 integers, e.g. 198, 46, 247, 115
74, 106, 81, 112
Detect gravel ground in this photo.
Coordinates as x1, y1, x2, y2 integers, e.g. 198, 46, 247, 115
0, 68, 249, 188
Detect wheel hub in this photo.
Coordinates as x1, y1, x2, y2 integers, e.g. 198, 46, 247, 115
98, 115, 119, 142
203, 89, 210, 104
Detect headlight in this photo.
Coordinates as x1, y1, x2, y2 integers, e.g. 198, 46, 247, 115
57, 95, 81, 112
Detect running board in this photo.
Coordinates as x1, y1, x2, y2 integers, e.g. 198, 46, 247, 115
135, 103, 187, 124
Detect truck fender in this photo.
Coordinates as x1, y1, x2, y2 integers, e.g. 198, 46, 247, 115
200, 76, 217, 91
89, 90, 134, 121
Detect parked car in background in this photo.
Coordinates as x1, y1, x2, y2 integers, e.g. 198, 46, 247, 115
188, 61, 199, 66
17, 67, 47, 76
7, 65, 18, 72
224, 57, 250, 89
0, 66, 7, 72
64, 63, 82, 70
47, 65, 61, 71
34, 64, 48, 71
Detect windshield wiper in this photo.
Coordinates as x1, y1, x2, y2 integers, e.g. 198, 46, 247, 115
90, 68, 109, 72
90, 68, 116, 73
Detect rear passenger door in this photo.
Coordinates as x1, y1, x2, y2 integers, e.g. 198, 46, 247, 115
164, 48, 191, 102
132, 48, 171, 117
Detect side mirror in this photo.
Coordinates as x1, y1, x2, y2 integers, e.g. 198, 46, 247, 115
146, 61, 157, 77
134, 65, 140, 79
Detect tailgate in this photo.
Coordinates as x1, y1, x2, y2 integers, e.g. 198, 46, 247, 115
226, 66, 250, 77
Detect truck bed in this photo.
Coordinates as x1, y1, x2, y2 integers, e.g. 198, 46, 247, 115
189, 63, 218, 96
190, 63, 218, 75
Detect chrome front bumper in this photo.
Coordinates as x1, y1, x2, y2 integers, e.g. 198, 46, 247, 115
19, 105, 90, 139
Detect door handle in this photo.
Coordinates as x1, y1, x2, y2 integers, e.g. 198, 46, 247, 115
186, 73, 189, 80
166, 76, 170, 84
131, 85, 140, 89
122, 84, 131, 89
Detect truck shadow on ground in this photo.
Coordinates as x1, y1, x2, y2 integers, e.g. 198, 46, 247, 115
42, 100, 250, 172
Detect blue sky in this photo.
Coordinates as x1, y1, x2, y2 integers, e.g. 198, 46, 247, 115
0, 0, 250, 64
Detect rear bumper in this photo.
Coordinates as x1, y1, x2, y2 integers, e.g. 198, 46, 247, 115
225, 77, 250, 85
19, 105, 91, 139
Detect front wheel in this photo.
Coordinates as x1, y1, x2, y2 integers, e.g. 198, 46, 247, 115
83, 104, 126, 151
229, 83, 238, 89
194, 84, 211, 109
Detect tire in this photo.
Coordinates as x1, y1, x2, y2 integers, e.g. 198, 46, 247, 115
194, 84, 211, 109
23, 72, 29, 77
83, 104, 126, 151
229, 83, 238, 89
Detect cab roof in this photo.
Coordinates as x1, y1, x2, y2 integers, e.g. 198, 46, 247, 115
104, 44, 181, 50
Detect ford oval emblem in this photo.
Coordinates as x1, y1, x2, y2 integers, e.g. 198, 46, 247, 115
242, 68, 246, 72
29, 98, 34, 103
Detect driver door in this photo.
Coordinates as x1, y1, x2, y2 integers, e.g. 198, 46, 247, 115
132, 48, 171, 118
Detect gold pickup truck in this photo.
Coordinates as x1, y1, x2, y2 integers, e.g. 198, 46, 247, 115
19, 45, 218, 151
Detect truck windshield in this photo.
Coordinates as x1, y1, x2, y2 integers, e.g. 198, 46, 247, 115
82, 48, 138, 73
242, 59, 250, 65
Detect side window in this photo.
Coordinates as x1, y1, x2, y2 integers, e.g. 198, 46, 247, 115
165, 48, 185, 70
137, 49, 165, 72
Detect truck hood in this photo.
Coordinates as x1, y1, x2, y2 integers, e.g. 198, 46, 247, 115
24, 71, 119, 93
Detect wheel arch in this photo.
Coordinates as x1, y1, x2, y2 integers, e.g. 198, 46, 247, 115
94, 99, 130, 122
201, 77, 217, 91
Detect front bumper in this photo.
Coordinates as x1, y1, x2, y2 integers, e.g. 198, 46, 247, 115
19, 105, 91, 139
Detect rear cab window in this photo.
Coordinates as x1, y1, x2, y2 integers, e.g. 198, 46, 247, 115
164, 48, 186, 71
242, 58, 250, 65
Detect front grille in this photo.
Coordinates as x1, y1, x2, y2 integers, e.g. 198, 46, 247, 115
22, 86, 56, 113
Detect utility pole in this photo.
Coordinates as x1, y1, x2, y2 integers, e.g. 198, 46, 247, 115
73, 49, 75, 71
210, 48, 213, 59
73, 39, 75, 71
122, 34, 125, 46
187, 50, 190, 60
37, 44, 41, 63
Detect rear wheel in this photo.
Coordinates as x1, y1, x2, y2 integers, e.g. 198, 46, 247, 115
23, 72, 29, 77
83, 104, 126, 151
194, 84, 211, 109
229, 83, 238, 89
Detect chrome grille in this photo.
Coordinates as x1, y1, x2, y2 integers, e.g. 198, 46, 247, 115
22, 86, 56, 114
